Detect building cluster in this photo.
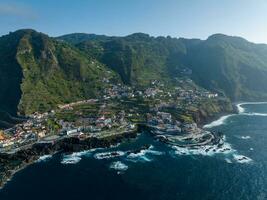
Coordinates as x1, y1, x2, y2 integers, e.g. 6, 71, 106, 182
102, 79, 218, 108
0, 112, 50, 150
57, 107, 133, 139
104, 84, 130, 99
147, 112, 182, 133
0, 78, 219, 153
147, 110, 205, 136
174, 87, 218, 103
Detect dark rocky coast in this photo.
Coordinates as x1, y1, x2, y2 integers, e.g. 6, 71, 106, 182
0, 106, 233, 189
0, 130, 137, 189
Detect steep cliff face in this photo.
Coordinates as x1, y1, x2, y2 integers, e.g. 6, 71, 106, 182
193, 99, 234, 125
183, 34, 267, 101
69, 33, 187, 86
0, 30, 24, 116
60, 33, 267, 101
1, 29, 267, 120
0, 29, 118, 116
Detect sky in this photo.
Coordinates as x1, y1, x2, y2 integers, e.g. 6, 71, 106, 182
0, 0, 267, 43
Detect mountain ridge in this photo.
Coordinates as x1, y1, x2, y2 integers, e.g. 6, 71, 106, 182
58, 31, 267, 101
0, 29, 119, 118
1, 29, 267, 122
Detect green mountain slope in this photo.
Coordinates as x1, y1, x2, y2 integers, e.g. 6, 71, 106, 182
183, 34, 267, 101
70, 33, 187, 86
60, 33, 267, 101
57, 33, 110, 44
0, 29, 118, 116
1, 29, 267, 120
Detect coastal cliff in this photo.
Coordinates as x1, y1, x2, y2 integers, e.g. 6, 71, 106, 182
193, 99, 235, 126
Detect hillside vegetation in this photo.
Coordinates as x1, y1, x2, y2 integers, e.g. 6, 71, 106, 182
59, 32, 267, 101
0, 29, 118, 116
1, 29, 267, 120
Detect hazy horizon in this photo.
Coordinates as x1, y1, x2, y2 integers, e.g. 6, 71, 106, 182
0, 0, 267, 44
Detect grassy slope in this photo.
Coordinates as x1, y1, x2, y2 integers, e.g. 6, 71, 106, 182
184, 34, 267, 101
64, 33, 267, 101
0, 29, 119, 116
1, 29, 267, 119
71, 33, 187, 86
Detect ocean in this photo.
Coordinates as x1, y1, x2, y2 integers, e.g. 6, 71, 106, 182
1, 103, 267, 200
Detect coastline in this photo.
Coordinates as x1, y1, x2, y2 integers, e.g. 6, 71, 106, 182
3, 102, 264, 190
202, 101, 267, 129
200, 102, 241, 129
199, 111, 236, 128
0, 129, 138, 190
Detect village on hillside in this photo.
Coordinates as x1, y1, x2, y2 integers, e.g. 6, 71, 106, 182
0, 77, 223, 154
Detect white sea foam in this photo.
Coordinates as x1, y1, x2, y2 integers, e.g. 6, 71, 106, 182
110, 143, 121, 148
110, 161, 128, 171
72, 150, 93, 157
94, 151, 125, 160
173, 145, 228, 156
225, 158, 232, 164
127, 152, 152, 162
61, 150, 94, 164
236, 103, 245, 113
172, 142, 254, 165
241, 112, 267, 117
224, 154, 253, 164
204, 102, 267, 129
37, 155, 52, 162
232, 154, 253, 164
126, 145, 163, 162
238, 102, 267, 116
172, 141, 234, 156
203, 114, 234, 128
61, 156, 81, 164
237, 102, 267, 114
241, 136, 251, 140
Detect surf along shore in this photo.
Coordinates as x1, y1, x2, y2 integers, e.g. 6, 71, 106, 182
204, 102, 267, 129
0, 129, 138, 189
2, 102, 257, 189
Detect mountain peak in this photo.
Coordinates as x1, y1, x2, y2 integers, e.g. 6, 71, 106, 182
207, 33, 249, 44
125, 33, 151, 41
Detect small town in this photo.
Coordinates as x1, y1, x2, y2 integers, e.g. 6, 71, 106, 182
0, 1, 264, 198
0, 77, 223, 154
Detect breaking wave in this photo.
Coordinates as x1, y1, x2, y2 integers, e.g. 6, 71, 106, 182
232, 154, 253, 164
126, 145, 164, 162
94, 151, 125, 160
37, 155, 53, 162
236, 103, 245, 113
203, 114, 234, 129
204, 102, 267, 128
61, 156, 81, 164
241, 136, 251, 140
237, 102, 267, 114
172, 141, 234, 156
241, 112, 267, 117
172, 142, 253, 164
110, 161, 128, 172
61, 150, 95, 164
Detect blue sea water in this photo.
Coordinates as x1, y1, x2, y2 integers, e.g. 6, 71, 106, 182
1, 103, 267, 200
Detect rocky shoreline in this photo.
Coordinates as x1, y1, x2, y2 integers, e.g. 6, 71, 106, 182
0, 130, 137, 189
0, 108, 233, 189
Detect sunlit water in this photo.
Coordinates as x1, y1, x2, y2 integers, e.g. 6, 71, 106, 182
1, 103, 267, 200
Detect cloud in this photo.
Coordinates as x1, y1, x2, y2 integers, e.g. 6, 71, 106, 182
0, 3, 37, 19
